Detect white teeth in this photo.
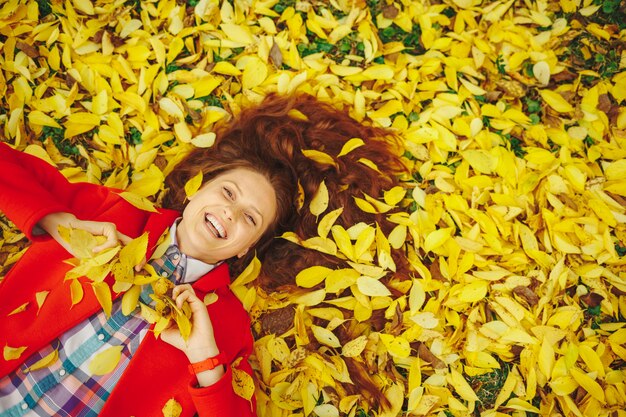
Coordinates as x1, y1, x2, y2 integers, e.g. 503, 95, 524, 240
205, 214, 226, 238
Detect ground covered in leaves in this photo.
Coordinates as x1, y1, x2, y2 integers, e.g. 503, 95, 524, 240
1, 0, 626, 416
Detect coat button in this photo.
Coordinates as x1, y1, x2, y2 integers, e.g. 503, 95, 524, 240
21, 404, 28, 410
98, 334, 105, 341
59, 369, 66, 376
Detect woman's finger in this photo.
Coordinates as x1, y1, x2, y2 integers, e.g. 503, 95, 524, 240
116, 231, 132, 245
172, 284, 193, 299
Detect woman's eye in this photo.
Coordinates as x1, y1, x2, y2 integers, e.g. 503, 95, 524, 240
224, 187, 233, 199
246, 214, 257, 226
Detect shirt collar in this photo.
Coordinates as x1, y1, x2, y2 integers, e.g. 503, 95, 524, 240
169, 220, 216, 283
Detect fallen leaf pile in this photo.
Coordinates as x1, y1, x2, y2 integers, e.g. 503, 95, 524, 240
1, 0, 625, 416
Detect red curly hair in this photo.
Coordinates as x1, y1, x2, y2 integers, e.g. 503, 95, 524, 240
165, 93, 407, 276
164, 93, 409, 409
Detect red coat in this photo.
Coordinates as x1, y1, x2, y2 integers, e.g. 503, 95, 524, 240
0, 142, 256, 417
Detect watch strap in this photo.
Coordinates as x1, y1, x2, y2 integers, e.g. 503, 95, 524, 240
187, 352, 227, 374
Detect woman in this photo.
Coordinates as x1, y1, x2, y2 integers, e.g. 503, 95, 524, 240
0, 93, 406, 416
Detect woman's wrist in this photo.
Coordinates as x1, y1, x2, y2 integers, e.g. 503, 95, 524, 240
187, 347, 226, 387
185, 345, 221, 364
37, 212, 75, 235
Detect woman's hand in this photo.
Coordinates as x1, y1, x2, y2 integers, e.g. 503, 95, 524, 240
37, 212, 132, 255
161, 284, 225, 386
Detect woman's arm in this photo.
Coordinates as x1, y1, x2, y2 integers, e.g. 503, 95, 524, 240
161, 285, 257, 417
161, 285, 225, 386
0, 142, 109, 239
37, 212, 132, 256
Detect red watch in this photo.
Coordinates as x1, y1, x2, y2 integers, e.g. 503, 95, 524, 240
188, 352, 227, 374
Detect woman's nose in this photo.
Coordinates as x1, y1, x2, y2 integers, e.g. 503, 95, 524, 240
223, 205, 239, 221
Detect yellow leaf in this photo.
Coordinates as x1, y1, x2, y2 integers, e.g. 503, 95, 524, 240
175, 309, 192, 341
388, 225, 407, 250
174, 121, 192, 143
3, 345, 27, 361
303, 149, 336, 166
212, 61, 242, 76
241, 57, 268, 89
295, 180, 305, 211
287, 109, 309, 121
458, 280, 488, 303
379, 334, 411, 358
126, 165, 164, 197
533, 61, 551, 85
121, 284, 141, 315
605, 159, 626, 181
383, 186, 406, 206
504, 398, 541, 413
118, 232, 149, 270
70, 279, 84, 307
338, 138, 364, 157
92, 282, 113, 318
310, 180, 329, 217
539, 90, 575, 113
220, 23, 254, 45
267, 337, 290, 362
28, 110, 61, 128
92, 89, 108, 115
162, 398, 183, 417
140, 303, 160, 323
447, 368, 479, 401
356, 276, 391, 297
423, 228, 452, 252
8, 302, 29, 316
60, 227, 101, 259
361, 64, 395, 80
232, 357, 256, 402
331, 224, 354, 260
326, 268, 360, 293
354, 226, 375, 260
341, 335, 368, 357
191, 132, 216, 148
24, 349, 59, 373
539, 338, 555, 380
73, 0, 94, 14
118, 191, 158, 212
318, 207, 344, 239
579, 344, 605, 377
88, 346, 123, 375
312, 325, 341, 348
231, 255, 261, 287
354, 197, 378, 213
462, 149, 497, 174
549, 376, 578, 395
184, 171, 203, 199
409, 280, 426, 314
36, 290, 49, 314
296, 265, 333, 288
203, 292, 219, 306
569, 367, 605, 402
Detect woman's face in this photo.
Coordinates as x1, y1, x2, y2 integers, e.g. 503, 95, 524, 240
176, 168, 277, 264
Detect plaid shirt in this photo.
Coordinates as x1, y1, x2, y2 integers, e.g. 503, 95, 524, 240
0, 222, 215, 416
0, 295, 150, 417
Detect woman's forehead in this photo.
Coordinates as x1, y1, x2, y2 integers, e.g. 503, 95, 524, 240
208, 168, 277, 213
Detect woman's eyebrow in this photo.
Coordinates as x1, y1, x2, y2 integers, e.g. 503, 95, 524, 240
230, 181, 264, 220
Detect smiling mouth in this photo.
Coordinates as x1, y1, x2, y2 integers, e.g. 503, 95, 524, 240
205, 214, 227, 238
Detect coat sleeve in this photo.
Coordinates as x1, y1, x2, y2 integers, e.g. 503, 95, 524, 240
0, 142, 109, 240
188, 357, 257, 417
